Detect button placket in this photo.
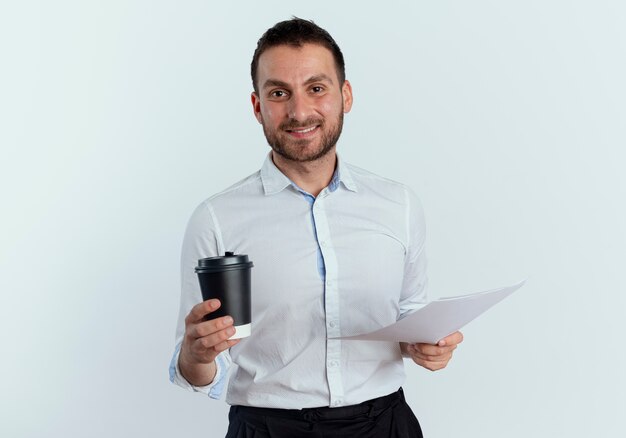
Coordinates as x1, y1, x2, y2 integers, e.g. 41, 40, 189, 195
313, 196, 344, 407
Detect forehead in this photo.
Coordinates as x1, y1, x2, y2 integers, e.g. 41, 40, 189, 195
257, 43, 339, 85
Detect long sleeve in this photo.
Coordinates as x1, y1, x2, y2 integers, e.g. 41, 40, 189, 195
169, 200, 231, 398
398, 186, 428, 318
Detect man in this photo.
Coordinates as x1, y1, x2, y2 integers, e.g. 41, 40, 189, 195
170, 18, 463, 437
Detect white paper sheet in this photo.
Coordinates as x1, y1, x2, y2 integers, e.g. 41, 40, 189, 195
335, 280, 526, 344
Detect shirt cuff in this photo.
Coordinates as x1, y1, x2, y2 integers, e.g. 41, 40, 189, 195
169, 342, 231, 399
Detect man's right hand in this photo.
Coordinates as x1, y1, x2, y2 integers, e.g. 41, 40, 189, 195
178, 299, 240, 386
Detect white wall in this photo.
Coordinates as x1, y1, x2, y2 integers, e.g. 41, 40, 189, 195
1, 1, 624, 437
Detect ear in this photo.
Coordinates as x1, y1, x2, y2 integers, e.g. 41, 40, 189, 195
342, 80, 353, 113
251, 92, 263, 124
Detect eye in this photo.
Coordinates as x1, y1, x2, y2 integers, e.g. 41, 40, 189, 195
311, 86, 324, 93
270, 89, 287, 98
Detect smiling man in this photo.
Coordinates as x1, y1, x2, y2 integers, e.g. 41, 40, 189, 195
170, 18, 463, 438
253, 44, 350, 167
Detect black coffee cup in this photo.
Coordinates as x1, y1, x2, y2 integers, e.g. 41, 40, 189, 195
195, 252, 253, 339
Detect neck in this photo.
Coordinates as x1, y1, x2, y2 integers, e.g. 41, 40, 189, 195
271, 149, 337, 197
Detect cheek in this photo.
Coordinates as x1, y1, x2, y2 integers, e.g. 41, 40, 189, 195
318, 97, 343, 117
260, 103, 280, 124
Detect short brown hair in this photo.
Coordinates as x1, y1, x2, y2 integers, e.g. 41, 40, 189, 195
251, 17, 346, 92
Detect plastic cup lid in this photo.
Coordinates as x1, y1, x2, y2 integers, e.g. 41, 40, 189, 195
195, 251, 254, 273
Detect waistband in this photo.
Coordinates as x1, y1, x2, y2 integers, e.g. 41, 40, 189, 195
232, 388, 404, 422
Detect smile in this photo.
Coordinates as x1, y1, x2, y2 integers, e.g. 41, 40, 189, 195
288, 126, 318, 133
286, 125, 319, 137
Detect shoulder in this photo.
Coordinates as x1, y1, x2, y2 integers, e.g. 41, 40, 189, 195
344, 162, 421, 205
208, 170, 263, 202
188, 169, 263, 222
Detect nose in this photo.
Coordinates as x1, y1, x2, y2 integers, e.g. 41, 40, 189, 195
287, 92, 312, 122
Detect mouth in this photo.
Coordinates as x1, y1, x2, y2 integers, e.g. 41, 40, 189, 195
285, 125, 320, 138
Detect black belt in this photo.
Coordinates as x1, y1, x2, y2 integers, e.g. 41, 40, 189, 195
233, 388, 404, 422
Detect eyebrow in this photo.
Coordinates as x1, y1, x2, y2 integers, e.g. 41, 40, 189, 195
304, 74, 334, 85
262, 74, 335, 90
262, 79, 290, 89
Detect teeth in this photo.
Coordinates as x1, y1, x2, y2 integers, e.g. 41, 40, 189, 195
292, 126, 316, 134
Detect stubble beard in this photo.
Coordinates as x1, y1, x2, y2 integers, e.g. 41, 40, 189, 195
262, 112, 344, 163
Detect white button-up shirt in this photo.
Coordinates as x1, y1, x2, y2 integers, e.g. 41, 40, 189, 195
170, 153, 428, 409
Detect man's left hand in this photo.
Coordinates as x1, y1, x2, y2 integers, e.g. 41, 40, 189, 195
401, 331, 464, 371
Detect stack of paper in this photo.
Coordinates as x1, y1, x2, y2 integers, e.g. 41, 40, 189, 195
336, 280, 525, 344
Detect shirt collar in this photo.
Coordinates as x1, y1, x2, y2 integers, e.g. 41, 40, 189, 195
260, 152, 359, 196
260, 153, 293, 195
335, 154, 358, 193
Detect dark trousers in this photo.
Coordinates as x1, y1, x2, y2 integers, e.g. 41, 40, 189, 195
225, 388, 423, 438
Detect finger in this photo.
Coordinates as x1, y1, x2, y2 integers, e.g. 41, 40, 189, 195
194, 326, 237, 352
411, 352, 453, 362
187, 299, 221, 324
184, 328, 239, 364
438, 331, 463, 347
413, 342, 457, 357
414, 357, 450, 371
411, 348, 454, 363
191, 316, 234, 339
412, 349, 454, 368
213, 338, 241, 354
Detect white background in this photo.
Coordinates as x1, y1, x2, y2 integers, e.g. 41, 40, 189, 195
1, 1, 625, 437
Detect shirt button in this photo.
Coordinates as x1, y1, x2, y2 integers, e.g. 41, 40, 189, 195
320, 240, 327, 247
326, 280, 332, 287
329, 321, 336, 328
334, 400, 342, 406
